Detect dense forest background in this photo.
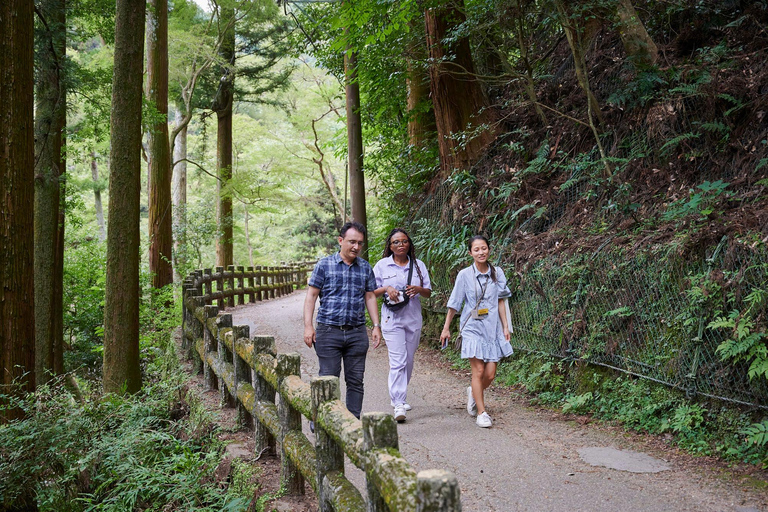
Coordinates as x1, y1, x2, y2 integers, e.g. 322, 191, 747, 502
2, 0, 768, 509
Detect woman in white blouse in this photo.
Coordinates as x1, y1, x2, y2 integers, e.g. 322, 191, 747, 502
373, 228, 431, 423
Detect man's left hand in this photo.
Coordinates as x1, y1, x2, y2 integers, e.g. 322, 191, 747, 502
371, 326, 382, 348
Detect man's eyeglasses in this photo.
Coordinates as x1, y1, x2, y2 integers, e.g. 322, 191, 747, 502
390, 240, 409, 246
344, 240, 365, 247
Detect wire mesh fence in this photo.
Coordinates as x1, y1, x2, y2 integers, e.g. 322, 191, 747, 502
408, 179, 768, 409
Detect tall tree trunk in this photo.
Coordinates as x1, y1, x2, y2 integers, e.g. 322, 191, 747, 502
103, 0, 145, 395
53, 178, 65, 375
91, 152, 106, 241
406, 17, 435, 148
244, 208, 254, 267
213, 5, 234, 268
513, 0, 546, 124
424, 4, 499, 176
1, 0, 36, 421
616, 0, 658, 67
345, 48, 368, 257
555, 0, 603, 126
146, 0, 173, 289
34, 0, 66, 385
172, 107, 187, 284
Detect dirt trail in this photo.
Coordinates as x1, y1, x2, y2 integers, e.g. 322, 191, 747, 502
229, 291, 768, 512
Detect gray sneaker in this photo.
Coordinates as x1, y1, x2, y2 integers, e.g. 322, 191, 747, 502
476, 411, 492, 428
467, 386, 477, 417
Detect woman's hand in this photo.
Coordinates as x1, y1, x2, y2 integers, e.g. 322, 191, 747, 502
440, 328, 451, 348
503, 326, 510, 342
405, 285, 420, 298
386, 286, 400, 302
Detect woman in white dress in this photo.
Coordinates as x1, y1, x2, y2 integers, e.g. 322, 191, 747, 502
439, 235, 512, 428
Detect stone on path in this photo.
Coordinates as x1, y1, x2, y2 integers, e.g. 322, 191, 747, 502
577, 446, 671, 473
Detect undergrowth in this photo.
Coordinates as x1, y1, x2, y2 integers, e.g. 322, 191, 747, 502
494, 352, 768, 468
0, 286, 254, 511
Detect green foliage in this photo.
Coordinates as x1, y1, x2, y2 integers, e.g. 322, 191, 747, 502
0, 302, 247, 511
661, 180, 729, 221
711, 286, 768, 380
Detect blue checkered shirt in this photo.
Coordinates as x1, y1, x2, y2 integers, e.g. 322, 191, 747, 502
309, 252, 376, 326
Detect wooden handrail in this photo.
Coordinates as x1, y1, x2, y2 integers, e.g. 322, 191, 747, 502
181, 262, 461, 512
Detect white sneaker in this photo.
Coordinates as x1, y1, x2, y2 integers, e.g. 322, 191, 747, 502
476, 411, 492, 428
403, 403, 412, 411
466, 386, 477, 417
394, 405, 407, 423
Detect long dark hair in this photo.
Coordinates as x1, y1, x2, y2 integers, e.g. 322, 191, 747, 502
467, 235, 497, 282
383, 228, 424, 286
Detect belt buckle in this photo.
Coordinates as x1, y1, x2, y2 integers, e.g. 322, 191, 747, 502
340, 324, 352, 331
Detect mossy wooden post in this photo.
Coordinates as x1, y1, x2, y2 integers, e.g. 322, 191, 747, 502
190, 296, 203, 372
227, 265, 235, 308
363, 412, 399, 512
233, 324, 251, 428
247, 266, 256, 303
203, 304, 219, 390
312, 376, 343, 512
203, 268, 213, 302
269, 266, 276, 299
416, 469, 461, 512
217, 313, 235, 407
253, 335, 277, 456
236, 265, 245, 305
215, 266, 224, 308
277, 353, 305, 495
181, 283, 191, 348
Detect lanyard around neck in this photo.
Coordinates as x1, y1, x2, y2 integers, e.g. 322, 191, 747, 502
472, 264, 490, 304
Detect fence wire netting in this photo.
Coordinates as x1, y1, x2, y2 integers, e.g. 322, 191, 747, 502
408, 180, 768, 409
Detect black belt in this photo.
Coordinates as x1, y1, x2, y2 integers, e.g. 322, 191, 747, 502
320, 323, 364, 331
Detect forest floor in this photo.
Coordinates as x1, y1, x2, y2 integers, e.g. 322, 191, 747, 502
181, 290, 768, 511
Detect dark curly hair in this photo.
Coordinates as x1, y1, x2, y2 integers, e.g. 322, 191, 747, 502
383, 228, 424, 286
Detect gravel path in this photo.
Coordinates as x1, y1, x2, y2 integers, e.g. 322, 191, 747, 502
229, 291, 768, 512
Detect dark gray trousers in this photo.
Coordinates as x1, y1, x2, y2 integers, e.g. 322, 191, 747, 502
314, 323, 368, 418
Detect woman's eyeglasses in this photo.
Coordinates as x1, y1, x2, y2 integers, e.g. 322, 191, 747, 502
390, 240, 409, 246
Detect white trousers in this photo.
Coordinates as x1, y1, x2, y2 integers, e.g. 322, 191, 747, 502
384, 325, 421, 407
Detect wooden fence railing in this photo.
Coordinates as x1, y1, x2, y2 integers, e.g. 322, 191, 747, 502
181, 263, 461, 512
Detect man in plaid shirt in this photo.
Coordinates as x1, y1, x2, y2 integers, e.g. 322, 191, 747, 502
303, 222, 382, 418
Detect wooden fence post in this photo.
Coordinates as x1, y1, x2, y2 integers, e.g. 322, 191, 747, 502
277, 353, 305, 495
233, 325, 251, 429
236, 265, 245, 305
255, 266, 264, 301
227, 265, 235, 308
213, 266, 222, 308
203, 304, 219, 390
253, 335, 277, 457
217, 313, 234, 407
190, 296, 204, 372
247, 266, 255, 303
363, 412, 399, 512
312, 376, 343, 512
416, 470, 461, 512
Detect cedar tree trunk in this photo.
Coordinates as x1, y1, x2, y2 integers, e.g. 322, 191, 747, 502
146, 0, 173, 288
425, 3, 499, 176
34, 0, 66, 384
172, 108, 187, 284
345, 48, 367, 255
1, 0, 36, 420
103, 0, 145, 394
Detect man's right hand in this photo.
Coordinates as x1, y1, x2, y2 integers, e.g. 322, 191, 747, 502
304, 325, 316, 348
